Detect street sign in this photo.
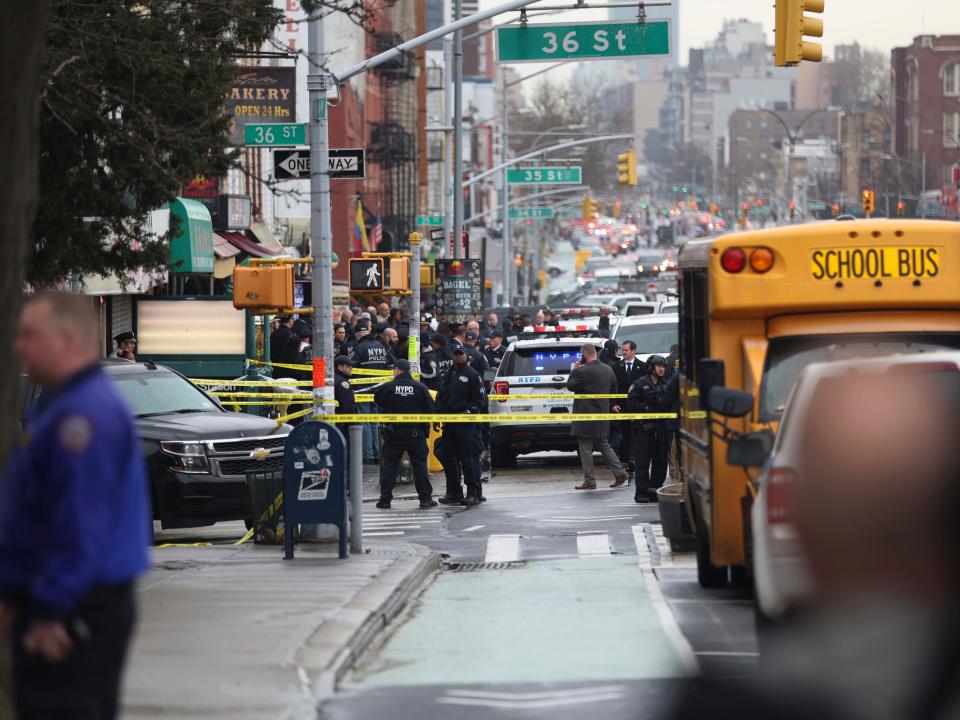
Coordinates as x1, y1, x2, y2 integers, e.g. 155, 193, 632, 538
416, 214, 444, 226
272, 148, 366, 180
274, 149, 310, 180
559, 208, 580, 218
509, 207, 555, 219
497, 20, 670, 63
349, 258, 384, 292
429, 228, 445, 242
507, 167, 581, 185
244, 123, 306, 147
328, 149, 365, 179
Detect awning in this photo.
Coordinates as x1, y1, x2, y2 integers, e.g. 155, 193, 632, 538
248, 222, 286, 254
214, 256, 236, 279
214, 233, 241, 259
220, 231, 282, 258
169, 197, 215, 273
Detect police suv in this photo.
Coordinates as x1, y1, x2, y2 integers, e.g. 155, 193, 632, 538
489, 331, 607, 468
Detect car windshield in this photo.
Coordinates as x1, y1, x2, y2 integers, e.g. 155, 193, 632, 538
500, 347, 590, 376
111, 370, 221, 417
760, 333, 960, 421
613, 322, 678, 354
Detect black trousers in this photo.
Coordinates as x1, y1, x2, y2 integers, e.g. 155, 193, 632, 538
439, 424, 483, 499
633, 427, 668, 497
379, 426, 433, 502
13, 584, 135, 720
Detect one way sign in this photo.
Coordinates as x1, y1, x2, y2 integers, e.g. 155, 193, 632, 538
274, 148, 366, 181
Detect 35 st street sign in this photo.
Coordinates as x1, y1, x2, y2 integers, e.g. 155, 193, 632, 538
497, 20, 669, 63
509, 207, 555, 219
507, 167, 581, 184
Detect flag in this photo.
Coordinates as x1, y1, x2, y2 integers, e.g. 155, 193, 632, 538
354, 201, 369, 254
370, 213, 382, 251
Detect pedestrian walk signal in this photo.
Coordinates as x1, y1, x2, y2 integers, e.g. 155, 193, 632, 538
349, 258, 384, 292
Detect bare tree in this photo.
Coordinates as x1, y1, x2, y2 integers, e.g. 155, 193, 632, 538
831, 44, 891, 107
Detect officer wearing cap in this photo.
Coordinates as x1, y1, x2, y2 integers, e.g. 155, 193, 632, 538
334, 356, 358, 424
482, 330, 506, 371
420, 333, 453, 391
625, 355, 678, 503
113, 331, 137, 362
462, 330, 489, 375
1, 293, 150, 718
373, 359, 437, 509
436, 346, 486, 506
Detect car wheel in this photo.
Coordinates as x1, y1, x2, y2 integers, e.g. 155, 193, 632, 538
491, 443, 518, 469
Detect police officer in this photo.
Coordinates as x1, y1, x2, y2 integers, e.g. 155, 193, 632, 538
113, 330, 137, 361
420, 333, 453, 391
1, 292, 150, 719
436, 346, 486, 506
625, 355, 678, 503
354, 321, 394, 463
481, 330, 506, 371
334, 355, 358, 419
373, 359, 437, 510
463, 330, 490, 375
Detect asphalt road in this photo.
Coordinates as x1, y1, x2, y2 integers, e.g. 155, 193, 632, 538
319, 451, 758, 720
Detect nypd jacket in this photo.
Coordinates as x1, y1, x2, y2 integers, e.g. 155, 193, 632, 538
420, 346, 453, 390
482, 344, 506, 371
374, 372, 436, 436
626, 372, 678, 431
0, 365, 151, 620
436, 363, 486, 415
354, 335, 395, 372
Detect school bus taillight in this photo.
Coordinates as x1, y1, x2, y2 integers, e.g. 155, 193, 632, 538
750, 247, 775, 273
720, 247, 747, 273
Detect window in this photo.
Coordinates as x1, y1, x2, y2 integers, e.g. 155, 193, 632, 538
110, 370, 220, 418
945, 61, 960, 96
679, 268, 708, 382
945, 112, 960, 146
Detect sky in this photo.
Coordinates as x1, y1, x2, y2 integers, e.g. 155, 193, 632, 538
479, 0, 960, 63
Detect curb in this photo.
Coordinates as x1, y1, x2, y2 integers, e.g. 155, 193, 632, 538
293, 544, 440, 715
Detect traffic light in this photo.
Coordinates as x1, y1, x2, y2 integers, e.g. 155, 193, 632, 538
897, 200, 906, 217
232, 264, 294, 309
862, 189, 875, 217
582, 195, 599, 220
349, 258, 384, 292
789, 200, 797, 220
774, 0, 825, 67
832, 202, 840, 216
617, 148, 638, 186
389, 257, 409, 291
613, 200, 622, 219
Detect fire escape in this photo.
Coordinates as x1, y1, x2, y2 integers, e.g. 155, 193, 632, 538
369, 31, 419, 251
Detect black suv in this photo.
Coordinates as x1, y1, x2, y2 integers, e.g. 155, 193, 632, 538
21, 361, 290, 530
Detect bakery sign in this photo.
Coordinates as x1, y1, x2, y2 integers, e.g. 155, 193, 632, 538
225, 66, 296, 144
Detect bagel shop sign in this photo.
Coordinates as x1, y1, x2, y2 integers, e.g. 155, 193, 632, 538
225, 67, 296, 145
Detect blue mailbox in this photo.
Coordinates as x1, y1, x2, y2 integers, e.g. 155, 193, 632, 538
283, 420, 348, 560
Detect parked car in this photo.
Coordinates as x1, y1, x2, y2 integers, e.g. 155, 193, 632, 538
22, 361, 291, 530
611, 315, 679, 361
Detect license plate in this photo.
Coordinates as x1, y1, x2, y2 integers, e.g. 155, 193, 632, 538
811, 246, 940, 281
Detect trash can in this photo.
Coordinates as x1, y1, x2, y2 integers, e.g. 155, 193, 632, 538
657, 483, 696, 553
246, 469, 291, 545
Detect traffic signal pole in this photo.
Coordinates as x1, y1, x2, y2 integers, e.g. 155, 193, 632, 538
500, 68, 511, 304
307, 0, 557, 419
453, 0, 464, 259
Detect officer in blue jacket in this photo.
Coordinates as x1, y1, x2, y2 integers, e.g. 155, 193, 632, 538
0, 292, 150, 720
435, 347, 486, 506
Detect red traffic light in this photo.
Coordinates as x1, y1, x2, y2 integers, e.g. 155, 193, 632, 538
756, 199, 764, 207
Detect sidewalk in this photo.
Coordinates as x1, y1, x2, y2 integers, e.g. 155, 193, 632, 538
122, 541, 439, 720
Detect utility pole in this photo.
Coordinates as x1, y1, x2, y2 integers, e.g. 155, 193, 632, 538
308, 5, 334, 416
443, 37, 454, 257
452, 0, 464, 259
500, 67, 511, 304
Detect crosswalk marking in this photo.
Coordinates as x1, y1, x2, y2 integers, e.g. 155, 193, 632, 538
362, 531, 405, 537
484, 534, 521, 563
462, 525, 485, 532
576, 532, 611, 556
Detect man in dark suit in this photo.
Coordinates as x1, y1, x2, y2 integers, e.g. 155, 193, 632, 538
612, 340, 644, 471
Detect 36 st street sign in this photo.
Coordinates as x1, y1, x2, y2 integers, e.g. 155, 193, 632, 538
497, 20, 669, 63
507, 167, 581, 184
244, 123, 307, 146
509, 207, 555, 219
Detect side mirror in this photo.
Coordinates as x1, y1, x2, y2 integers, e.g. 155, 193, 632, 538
698, 358, 725, 400
707, 386, 754, 418
727, 430, 774, 467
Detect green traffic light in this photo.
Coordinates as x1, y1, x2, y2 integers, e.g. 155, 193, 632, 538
681, 186, 688, 193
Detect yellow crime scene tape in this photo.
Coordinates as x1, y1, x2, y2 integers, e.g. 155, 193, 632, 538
191, 378, 315, 387
488, 393, 627, 400
247, 359, 393, 377
320, 412, 681, 424
212, 392, 318, 399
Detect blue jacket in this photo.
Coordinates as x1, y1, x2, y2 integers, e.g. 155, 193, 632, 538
0, 364, 151, 619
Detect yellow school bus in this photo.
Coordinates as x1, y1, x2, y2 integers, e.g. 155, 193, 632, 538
677, 218, 960, 588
